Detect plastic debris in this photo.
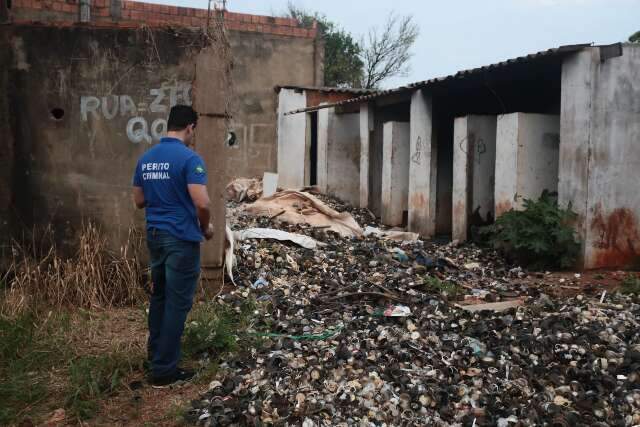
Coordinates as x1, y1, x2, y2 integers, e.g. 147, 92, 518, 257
234, 227, 323, 250
383, 305, 411, 317
251, 277, 269, 289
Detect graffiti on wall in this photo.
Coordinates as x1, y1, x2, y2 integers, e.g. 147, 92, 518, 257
80, 81, 191, 144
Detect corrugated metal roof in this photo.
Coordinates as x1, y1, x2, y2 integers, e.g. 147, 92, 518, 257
284, 43, 592, 115
275, 85, 377, 95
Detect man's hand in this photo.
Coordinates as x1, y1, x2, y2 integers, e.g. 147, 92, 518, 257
203, 223, 214, 240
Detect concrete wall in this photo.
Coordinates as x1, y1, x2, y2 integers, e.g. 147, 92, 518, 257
325, 111, 360, 206
408, 90, 437, 237
7, 0, 323, 183
0, 24, 227, 267
228, 32, 320, 181
359, 102, 374, 208
495, 113, 560, 217
276, 89, 307, 189
561, 44, 640, 269
452, 115, 497, 241
381, 122, 410, 226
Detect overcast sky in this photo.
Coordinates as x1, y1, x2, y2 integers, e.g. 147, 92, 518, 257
140, 0, 640, 88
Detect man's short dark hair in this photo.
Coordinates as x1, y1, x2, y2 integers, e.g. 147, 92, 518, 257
167, 105, 198, 131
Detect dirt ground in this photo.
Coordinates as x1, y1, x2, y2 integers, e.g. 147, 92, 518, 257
32, 306, 205, 427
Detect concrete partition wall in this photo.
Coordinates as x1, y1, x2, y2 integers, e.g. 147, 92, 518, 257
277, 88, 307, 189
561, 44, 640, 269
381, 122, 410, 226
359, 103, 374, 208
452, 115, 497, 241
317, 108, 360, 205
408, 89, 437, 237
495, 113, 560, 217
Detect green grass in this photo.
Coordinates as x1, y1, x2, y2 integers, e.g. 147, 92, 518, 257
0, 310, 141, 424
620, 274, 640, 295
66, 353, 139, 420
183, 298, 258, 359
424, 276, 462, 297
0, 311, 72, 425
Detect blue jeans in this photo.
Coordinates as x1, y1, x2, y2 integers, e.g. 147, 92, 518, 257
146, 228, 200, 378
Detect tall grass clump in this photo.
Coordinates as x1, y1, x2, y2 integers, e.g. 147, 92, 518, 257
1, 222, 147, 316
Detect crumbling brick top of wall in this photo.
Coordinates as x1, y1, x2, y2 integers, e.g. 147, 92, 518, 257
7, 0, 319, 38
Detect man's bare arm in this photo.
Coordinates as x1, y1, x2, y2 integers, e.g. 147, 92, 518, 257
133, 186, 146, 209
187, 184, 213, 240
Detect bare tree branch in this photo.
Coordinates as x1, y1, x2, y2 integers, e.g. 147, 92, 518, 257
360, 13, 419, 89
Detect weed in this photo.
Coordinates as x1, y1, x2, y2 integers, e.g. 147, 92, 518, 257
424, 276, 461, 297
620, 275, 640, 295
183, 299, 257, 359
0, 312, 72, 425
163, 402, 189, 426
478, 191, 581, 269
1, 223, 147, 316
594, 273, 605, 280
65, 353, 136, 420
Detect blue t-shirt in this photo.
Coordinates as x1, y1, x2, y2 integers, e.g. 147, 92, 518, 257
132, 137, 207, 242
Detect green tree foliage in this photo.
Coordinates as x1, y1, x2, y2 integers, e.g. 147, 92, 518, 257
478, 191, 581, 269
287, 4, 364, 88
629, 31, 640, 43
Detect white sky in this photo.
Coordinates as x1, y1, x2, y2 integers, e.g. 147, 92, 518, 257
139, 0, 640, 88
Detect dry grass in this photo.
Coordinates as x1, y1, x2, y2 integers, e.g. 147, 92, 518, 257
1, 222, 147, 316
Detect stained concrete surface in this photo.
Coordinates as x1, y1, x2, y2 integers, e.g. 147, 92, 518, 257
408, 90, 437, 237
276, 89, 307, 189
227, 32, 320, 182
381, 121, 410, 226
495, 113, 559, 217
452, 115, 497, 241
0, 25, 226, 265
326, 112, 360, 206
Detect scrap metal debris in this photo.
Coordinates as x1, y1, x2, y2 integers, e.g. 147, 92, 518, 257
190, 191, 640, 426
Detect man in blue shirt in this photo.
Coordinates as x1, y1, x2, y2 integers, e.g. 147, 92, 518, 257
132, 105, 213, 387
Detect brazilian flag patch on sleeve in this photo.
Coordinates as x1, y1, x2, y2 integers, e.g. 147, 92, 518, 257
195, 165, 205, 175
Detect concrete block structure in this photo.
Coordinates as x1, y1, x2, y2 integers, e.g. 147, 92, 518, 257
381, 122, 410, 226
3, 0, 325, 184
560, 46, 640, 269
321, 109, 361, 206
495, 113, 560, 217
279, 43, 640, 269
275, 86, 375, 197
409, 90, 437, 237
0, 0, 324, 271
0, 24, 228, 270
452, 115, 497, 241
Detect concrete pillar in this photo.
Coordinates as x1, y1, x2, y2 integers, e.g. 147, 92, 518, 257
452, 115, 497, 241
317, 106, 330, 193
276, 89, 307, 189
408, 89, 437, 237
381, 122, 410, 226
326, 112, 360, 206
495, 113, 560, 217
563, 45, 640, 269
559, 49, 597, 268
359, 103, 374, 208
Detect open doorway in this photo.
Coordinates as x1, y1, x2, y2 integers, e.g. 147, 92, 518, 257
306, 111, 318, 186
